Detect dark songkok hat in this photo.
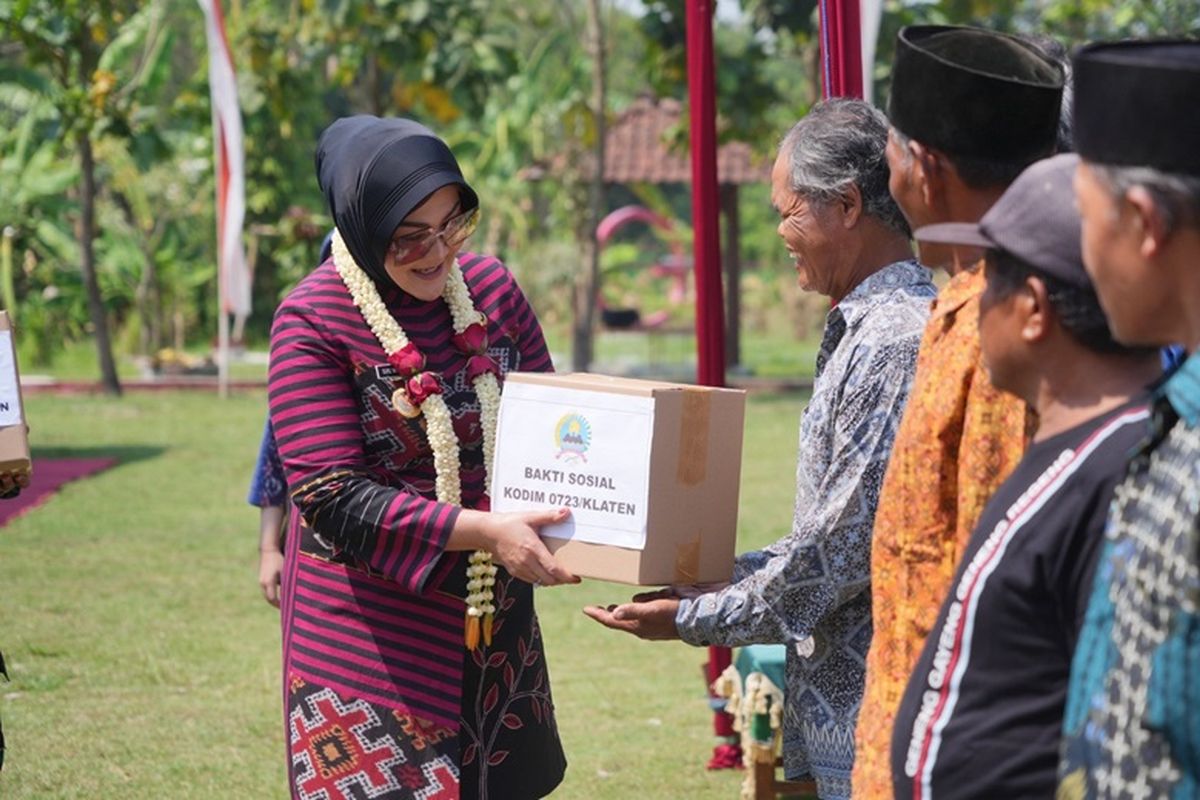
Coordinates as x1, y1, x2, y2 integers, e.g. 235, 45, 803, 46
915, 154, 1090, 288
888, 26, 1064, 160
315, 115, 478, 286
1074, 40, 1200, 176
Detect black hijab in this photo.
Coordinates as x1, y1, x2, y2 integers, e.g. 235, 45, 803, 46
315, 115, 478, 287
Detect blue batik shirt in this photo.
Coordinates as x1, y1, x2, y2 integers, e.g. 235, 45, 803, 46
1059, 350, 1200, 800
675, 259, 936, 800
1163, 344, 1187, 373
247, 418, 287, 508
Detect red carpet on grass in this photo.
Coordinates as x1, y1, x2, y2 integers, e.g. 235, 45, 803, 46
0, 458, 117, 527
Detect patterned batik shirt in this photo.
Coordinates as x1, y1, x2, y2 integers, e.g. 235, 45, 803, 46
676, 259, 936, 800
247, 417, 287, 508
853, 266, 1034, 799
1059, 351, 1200, 800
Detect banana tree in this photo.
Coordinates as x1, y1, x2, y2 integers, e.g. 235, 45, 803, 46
0, 103, 77, 312
0, 0, 173, 393
0, 91, 88, 365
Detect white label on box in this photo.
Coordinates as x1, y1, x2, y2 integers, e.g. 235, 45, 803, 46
491, 381, 654, 550
0, 331, 22, 426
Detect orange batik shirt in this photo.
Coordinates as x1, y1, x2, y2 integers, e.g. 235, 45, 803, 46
851, 266, 1032, 798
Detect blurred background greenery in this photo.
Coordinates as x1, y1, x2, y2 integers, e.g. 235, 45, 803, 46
1, 0, 1194, 388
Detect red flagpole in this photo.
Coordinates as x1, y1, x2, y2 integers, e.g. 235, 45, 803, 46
687, 0, 726, 389
687, 0, 738, 769
819, 0, 864, 99
686, 0, 867, 772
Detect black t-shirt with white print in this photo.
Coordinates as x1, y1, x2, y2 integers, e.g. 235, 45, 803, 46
890, 401, 1150, 800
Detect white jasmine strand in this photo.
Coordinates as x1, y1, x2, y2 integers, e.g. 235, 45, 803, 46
331, 229, 502, 648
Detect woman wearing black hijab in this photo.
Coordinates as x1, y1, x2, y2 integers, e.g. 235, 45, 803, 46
269, 116, 574, 800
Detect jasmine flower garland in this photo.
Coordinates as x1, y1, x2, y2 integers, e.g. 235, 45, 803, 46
331, 230, 502, 650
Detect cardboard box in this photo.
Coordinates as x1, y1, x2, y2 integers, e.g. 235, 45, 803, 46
490, 372, 745, 585
0, 312, 30, 476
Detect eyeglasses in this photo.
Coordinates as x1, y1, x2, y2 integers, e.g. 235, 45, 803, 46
388, 207, 480, 265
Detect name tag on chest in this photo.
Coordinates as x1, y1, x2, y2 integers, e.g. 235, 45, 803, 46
373, 363, 401, 382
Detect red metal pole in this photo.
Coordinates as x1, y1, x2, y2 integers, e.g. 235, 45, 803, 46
819, 0, 864, 99
687, 0, 726, 389
687, 0, 738, 770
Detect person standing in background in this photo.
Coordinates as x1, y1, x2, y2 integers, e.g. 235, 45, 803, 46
248, 419, 287, 607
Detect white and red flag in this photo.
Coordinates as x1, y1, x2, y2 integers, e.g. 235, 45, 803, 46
197, 0, 250, 319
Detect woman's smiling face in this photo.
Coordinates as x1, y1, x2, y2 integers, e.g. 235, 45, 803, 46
383, 185, 469, 301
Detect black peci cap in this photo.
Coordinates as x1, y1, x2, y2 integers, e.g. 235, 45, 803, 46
1074, 40, 1200, 176
888, 25, 1065, 161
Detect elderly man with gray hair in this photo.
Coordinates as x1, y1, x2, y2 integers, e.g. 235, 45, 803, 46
585, 98, 935, 798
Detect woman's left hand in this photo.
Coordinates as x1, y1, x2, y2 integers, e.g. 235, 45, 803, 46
479, 507, 581, 587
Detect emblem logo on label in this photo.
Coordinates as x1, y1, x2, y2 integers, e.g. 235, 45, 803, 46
554, 413, 591, 463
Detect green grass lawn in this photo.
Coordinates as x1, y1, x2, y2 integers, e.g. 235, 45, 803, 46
544, 328, 820, 383
0, 388, 805, 799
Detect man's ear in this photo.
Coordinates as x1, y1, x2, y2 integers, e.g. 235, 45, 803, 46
1020, 275, 1051, 344
911, 140, 943, 211
839, 183, 864, 229
1126, 185, 1172, 260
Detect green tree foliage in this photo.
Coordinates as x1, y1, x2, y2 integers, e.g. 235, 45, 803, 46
0, 109, 85, 365
635, 0, 817, 147
0, 0, 179, 392
873, 0, 1200, 101
0, 0, 1195, 382
221, 0, 527, 321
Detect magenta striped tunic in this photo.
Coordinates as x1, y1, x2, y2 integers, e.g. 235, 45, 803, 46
269, 253, 564, 799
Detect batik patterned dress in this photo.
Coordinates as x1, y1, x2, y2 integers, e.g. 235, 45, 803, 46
248, 419, 286, 509
269, 252, 566, 800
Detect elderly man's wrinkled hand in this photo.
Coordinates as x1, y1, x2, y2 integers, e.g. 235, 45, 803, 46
583, 597, 682, 641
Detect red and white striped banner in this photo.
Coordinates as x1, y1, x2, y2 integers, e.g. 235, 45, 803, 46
198, 0, 250, 318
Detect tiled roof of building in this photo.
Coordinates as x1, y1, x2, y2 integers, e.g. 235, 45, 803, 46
539, 95, 769, 185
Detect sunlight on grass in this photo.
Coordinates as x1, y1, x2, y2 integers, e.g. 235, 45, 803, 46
0, 389, 805, 798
